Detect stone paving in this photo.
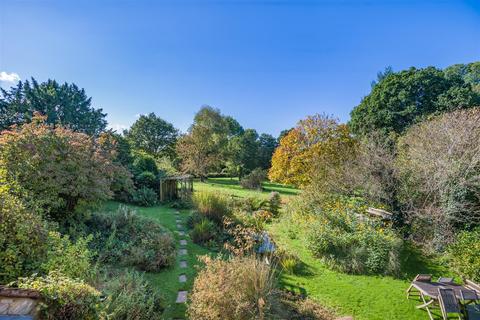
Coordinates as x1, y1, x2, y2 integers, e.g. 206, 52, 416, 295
175, 210, 188, 305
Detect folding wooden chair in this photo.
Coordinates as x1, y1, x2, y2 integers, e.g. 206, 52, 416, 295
438, 288, 462, 320
407, 274, 432, 299
461, 289, 480, 320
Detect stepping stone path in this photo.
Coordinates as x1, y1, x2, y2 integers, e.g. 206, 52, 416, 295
179, 274, 187, 283
174, 210, 189, 305
176, 291, 188, 303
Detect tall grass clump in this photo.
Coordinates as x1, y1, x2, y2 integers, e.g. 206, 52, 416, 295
188, 255, 277, 320
192, 191, 230, 223
101, 270, 165, 319
291, 194, 402, 275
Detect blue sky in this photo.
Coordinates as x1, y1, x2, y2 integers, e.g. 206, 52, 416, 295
1, 0, 479, 136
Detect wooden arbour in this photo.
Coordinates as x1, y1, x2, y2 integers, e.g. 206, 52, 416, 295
159, 175, 193, 202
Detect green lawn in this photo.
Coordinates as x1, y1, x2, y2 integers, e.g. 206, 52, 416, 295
268, 217, 451, 320
100, 201, 212, 319
193, 177, 300, 200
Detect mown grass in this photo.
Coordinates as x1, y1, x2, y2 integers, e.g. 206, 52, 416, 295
194, 177, 300, 200
268, 217, 451, 320
190, 181, 452, 320
100, 201, 212, 319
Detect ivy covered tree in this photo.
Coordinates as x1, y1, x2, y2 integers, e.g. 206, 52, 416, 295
125, 112, 178, 159
349, 66, 480, 137
0, 78, 107, 136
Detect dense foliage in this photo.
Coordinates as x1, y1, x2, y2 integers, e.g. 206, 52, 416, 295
447, 228, 480, 282
349, 66, 480, 137
177, 106, 278, 179
17, 271, 101, 320
396, 108, 480, 248
0, 192, 49, 282
125, 112, 178, 159
0, 78, 106, 136
0, 115, 118, 223
101, 270, 165, 319
85, 206, 176, 271
269, 114, 356, 187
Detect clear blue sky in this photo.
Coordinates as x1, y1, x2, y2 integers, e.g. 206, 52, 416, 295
1, 0, 479, 136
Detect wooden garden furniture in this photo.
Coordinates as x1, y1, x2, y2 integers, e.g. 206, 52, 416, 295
407, 275, 480, 319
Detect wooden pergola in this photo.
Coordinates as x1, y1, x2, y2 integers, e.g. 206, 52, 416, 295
159, 175, 193, 202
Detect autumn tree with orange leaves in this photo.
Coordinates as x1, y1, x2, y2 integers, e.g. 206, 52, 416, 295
268, 114, 357, 189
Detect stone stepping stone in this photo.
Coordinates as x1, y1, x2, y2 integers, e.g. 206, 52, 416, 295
180, 239, 187, 246
178, 231, 185, 236
176, 291, 187, 303
179, 274, 187, 283
180, 260, 187, 268
176, 219, 181, 223
176, 224, 183, 230
179, 249, 187, 256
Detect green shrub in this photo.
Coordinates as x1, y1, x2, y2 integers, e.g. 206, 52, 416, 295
293, 195, 402, 275
268, 192, 281, 216
192, 191, 230, 223
239, 168, 266, 189
86, 206, 176, 271
17, 271, 101, 320
0, 116, 117, 224
190, 218, 216, 244
188, 256, 277, 320
102, 270, 165, 319
132, 187, 158, 207
447, 228, 480, 282
186, 212, 203, 229
41, 232, 93, 280
307, 218, 402, 275
0, 192, 49, 282
135, 171, 158, 189
131, 152, 158, 176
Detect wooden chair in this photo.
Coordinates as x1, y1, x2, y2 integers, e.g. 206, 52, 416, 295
438, 288, 462, 320
461, 289, 480, 320
407, 274, 432, 299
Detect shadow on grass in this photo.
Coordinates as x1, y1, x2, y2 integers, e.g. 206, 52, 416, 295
399, 242, 449, 280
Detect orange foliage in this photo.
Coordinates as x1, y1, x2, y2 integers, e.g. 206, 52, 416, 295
268, 114, 356, 188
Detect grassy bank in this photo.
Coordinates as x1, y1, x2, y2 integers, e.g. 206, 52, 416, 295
268, 217, 450, 320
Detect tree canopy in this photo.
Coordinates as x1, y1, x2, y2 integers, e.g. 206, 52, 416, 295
269, 114, 356, 187
0, 78, 107, 136
349, 66, 480, 137
125, 112, 178, 159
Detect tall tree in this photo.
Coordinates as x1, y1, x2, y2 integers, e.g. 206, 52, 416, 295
176, 106, 229, 179
0, 78, 106, 135
349, 66, 480, 137
257, 133, 277, 170
269, 114, 356, 187
125, 112, 178, 159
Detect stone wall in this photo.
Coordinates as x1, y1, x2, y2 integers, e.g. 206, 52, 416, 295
0, 287, 41, 319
